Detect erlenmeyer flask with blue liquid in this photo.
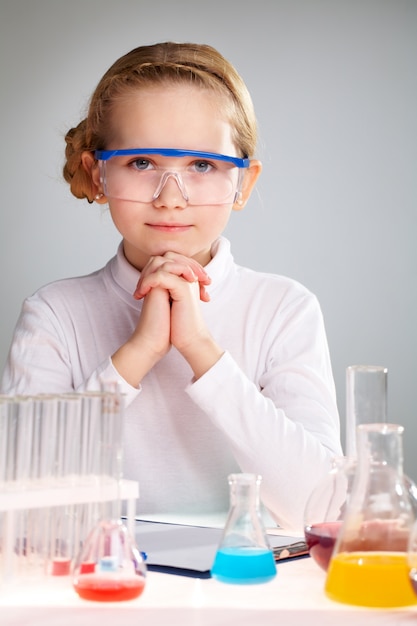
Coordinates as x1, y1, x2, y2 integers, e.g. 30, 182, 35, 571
211, 473, 276, 584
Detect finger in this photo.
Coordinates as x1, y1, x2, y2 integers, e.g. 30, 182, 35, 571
199, 283, 211, 302
134, 263, 195, 299
162, 252, 211, 284
134, 260, 210, 300
134, 280, 210, 302
134, 270, 209, 304
142, 252, 210, 283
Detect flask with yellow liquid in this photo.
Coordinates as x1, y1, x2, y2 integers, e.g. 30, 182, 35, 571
325, 423, 417, 608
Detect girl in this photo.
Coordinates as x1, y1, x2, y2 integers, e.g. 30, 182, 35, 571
1, 42, 342, 530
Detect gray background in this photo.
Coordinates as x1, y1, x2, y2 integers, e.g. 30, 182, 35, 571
1, 0, 416, 477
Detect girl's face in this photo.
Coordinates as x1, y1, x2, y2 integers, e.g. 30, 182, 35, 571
89, 84, 260, 270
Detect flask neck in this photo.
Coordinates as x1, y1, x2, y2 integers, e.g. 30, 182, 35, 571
357, 423, 404, 474
346, 423, 413, 524
228, 473, 261, 511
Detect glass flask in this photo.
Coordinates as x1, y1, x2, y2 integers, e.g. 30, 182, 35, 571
211, 473, 276, 584
407, 519, 417, 598
325, 423, 417, 608
72, 518, 147, 602
303, 365, 386, 572
304, 456, 356, 571
344, 364, 417, 515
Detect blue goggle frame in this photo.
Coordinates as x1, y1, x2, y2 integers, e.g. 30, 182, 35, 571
95, 148, 250, 168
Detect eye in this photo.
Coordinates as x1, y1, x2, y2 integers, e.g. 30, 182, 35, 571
128, 158, 154, 171
191, 160, 215, 174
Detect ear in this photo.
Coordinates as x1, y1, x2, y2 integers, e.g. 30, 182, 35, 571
232, 159, 262, 211
81, 151, 108, 204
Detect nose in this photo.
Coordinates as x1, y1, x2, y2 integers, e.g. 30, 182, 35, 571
152, 171, 189, 206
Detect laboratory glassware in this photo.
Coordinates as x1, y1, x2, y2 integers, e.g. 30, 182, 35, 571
211, 473, 276, 584
304, 455, 356, 571
325, 423, 417, 607
72, 518, 146, 601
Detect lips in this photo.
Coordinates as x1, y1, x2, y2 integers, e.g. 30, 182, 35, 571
147, 223, 191, 232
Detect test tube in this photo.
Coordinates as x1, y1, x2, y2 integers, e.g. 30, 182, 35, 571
345, 365, 388, 457
36, 395, 59, 485
14, 508, 28, 579
14, 396, 34, 488
2, 400, 15, 579
101, 389, 123, 481
104, 389, 124, 520
80, 392, 104, 482
61, 394, 82, 482
21, 397, 34, 486
5, 397, 17, 484
30, 507, 47, 577
48, 504, 73, 576
30, 396, 42, 485
54, 394, 82, 483
0, 396, 12, 487
23, 507, 42, 578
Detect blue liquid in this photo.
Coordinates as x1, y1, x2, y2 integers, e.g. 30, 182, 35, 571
211, 547, 277, 584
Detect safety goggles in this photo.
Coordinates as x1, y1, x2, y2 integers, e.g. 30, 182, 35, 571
95, 148, 250, 206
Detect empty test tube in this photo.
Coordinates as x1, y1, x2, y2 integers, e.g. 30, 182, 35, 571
345, 365, 388, 457
35, 395, 59, 484
0, 396, 12, 487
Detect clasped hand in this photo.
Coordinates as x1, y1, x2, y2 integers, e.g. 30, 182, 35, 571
112, 251, 223, 385
132, 252, 213, 363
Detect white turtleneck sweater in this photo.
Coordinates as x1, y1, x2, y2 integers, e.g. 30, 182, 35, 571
1, 237, 342, 529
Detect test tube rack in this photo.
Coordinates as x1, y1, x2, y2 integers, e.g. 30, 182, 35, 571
0, 391, 139, 585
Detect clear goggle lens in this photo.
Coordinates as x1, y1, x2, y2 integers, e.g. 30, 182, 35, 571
96, 150, 248, 206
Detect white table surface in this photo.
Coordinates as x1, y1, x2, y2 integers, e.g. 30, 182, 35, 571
1, 554, 416, 625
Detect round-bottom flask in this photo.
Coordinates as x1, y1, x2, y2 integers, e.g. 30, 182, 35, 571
211, 473, 276, 584
304, 456, 356, 571
72, 518, 146, 602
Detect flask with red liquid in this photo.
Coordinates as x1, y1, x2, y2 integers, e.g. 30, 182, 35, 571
304, 455, 356, 571
72, 518, 146, 602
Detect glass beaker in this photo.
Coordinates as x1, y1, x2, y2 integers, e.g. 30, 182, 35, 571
325, 423, 417, 608
304, 456, 356, 571
210, 473, 276, 584
72, 519, 146, 602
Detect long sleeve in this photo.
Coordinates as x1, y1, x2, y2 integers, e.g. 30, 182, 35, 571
186, 286, 341, 530
1, 270, 141, 406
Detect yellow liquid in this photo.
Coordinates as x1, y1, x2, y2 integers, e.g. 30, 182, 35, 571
325, 552, 417, 608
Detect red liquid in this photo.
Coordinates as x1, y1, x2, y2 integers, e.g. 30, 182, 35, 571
79, 562, 96, 574
304, 521, 342, 571
52, 558, 71, 576
74, 574, 145, 602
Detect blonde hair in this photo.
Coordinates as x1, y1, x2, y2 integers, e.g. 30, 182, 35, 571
63, 42, 258, 201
